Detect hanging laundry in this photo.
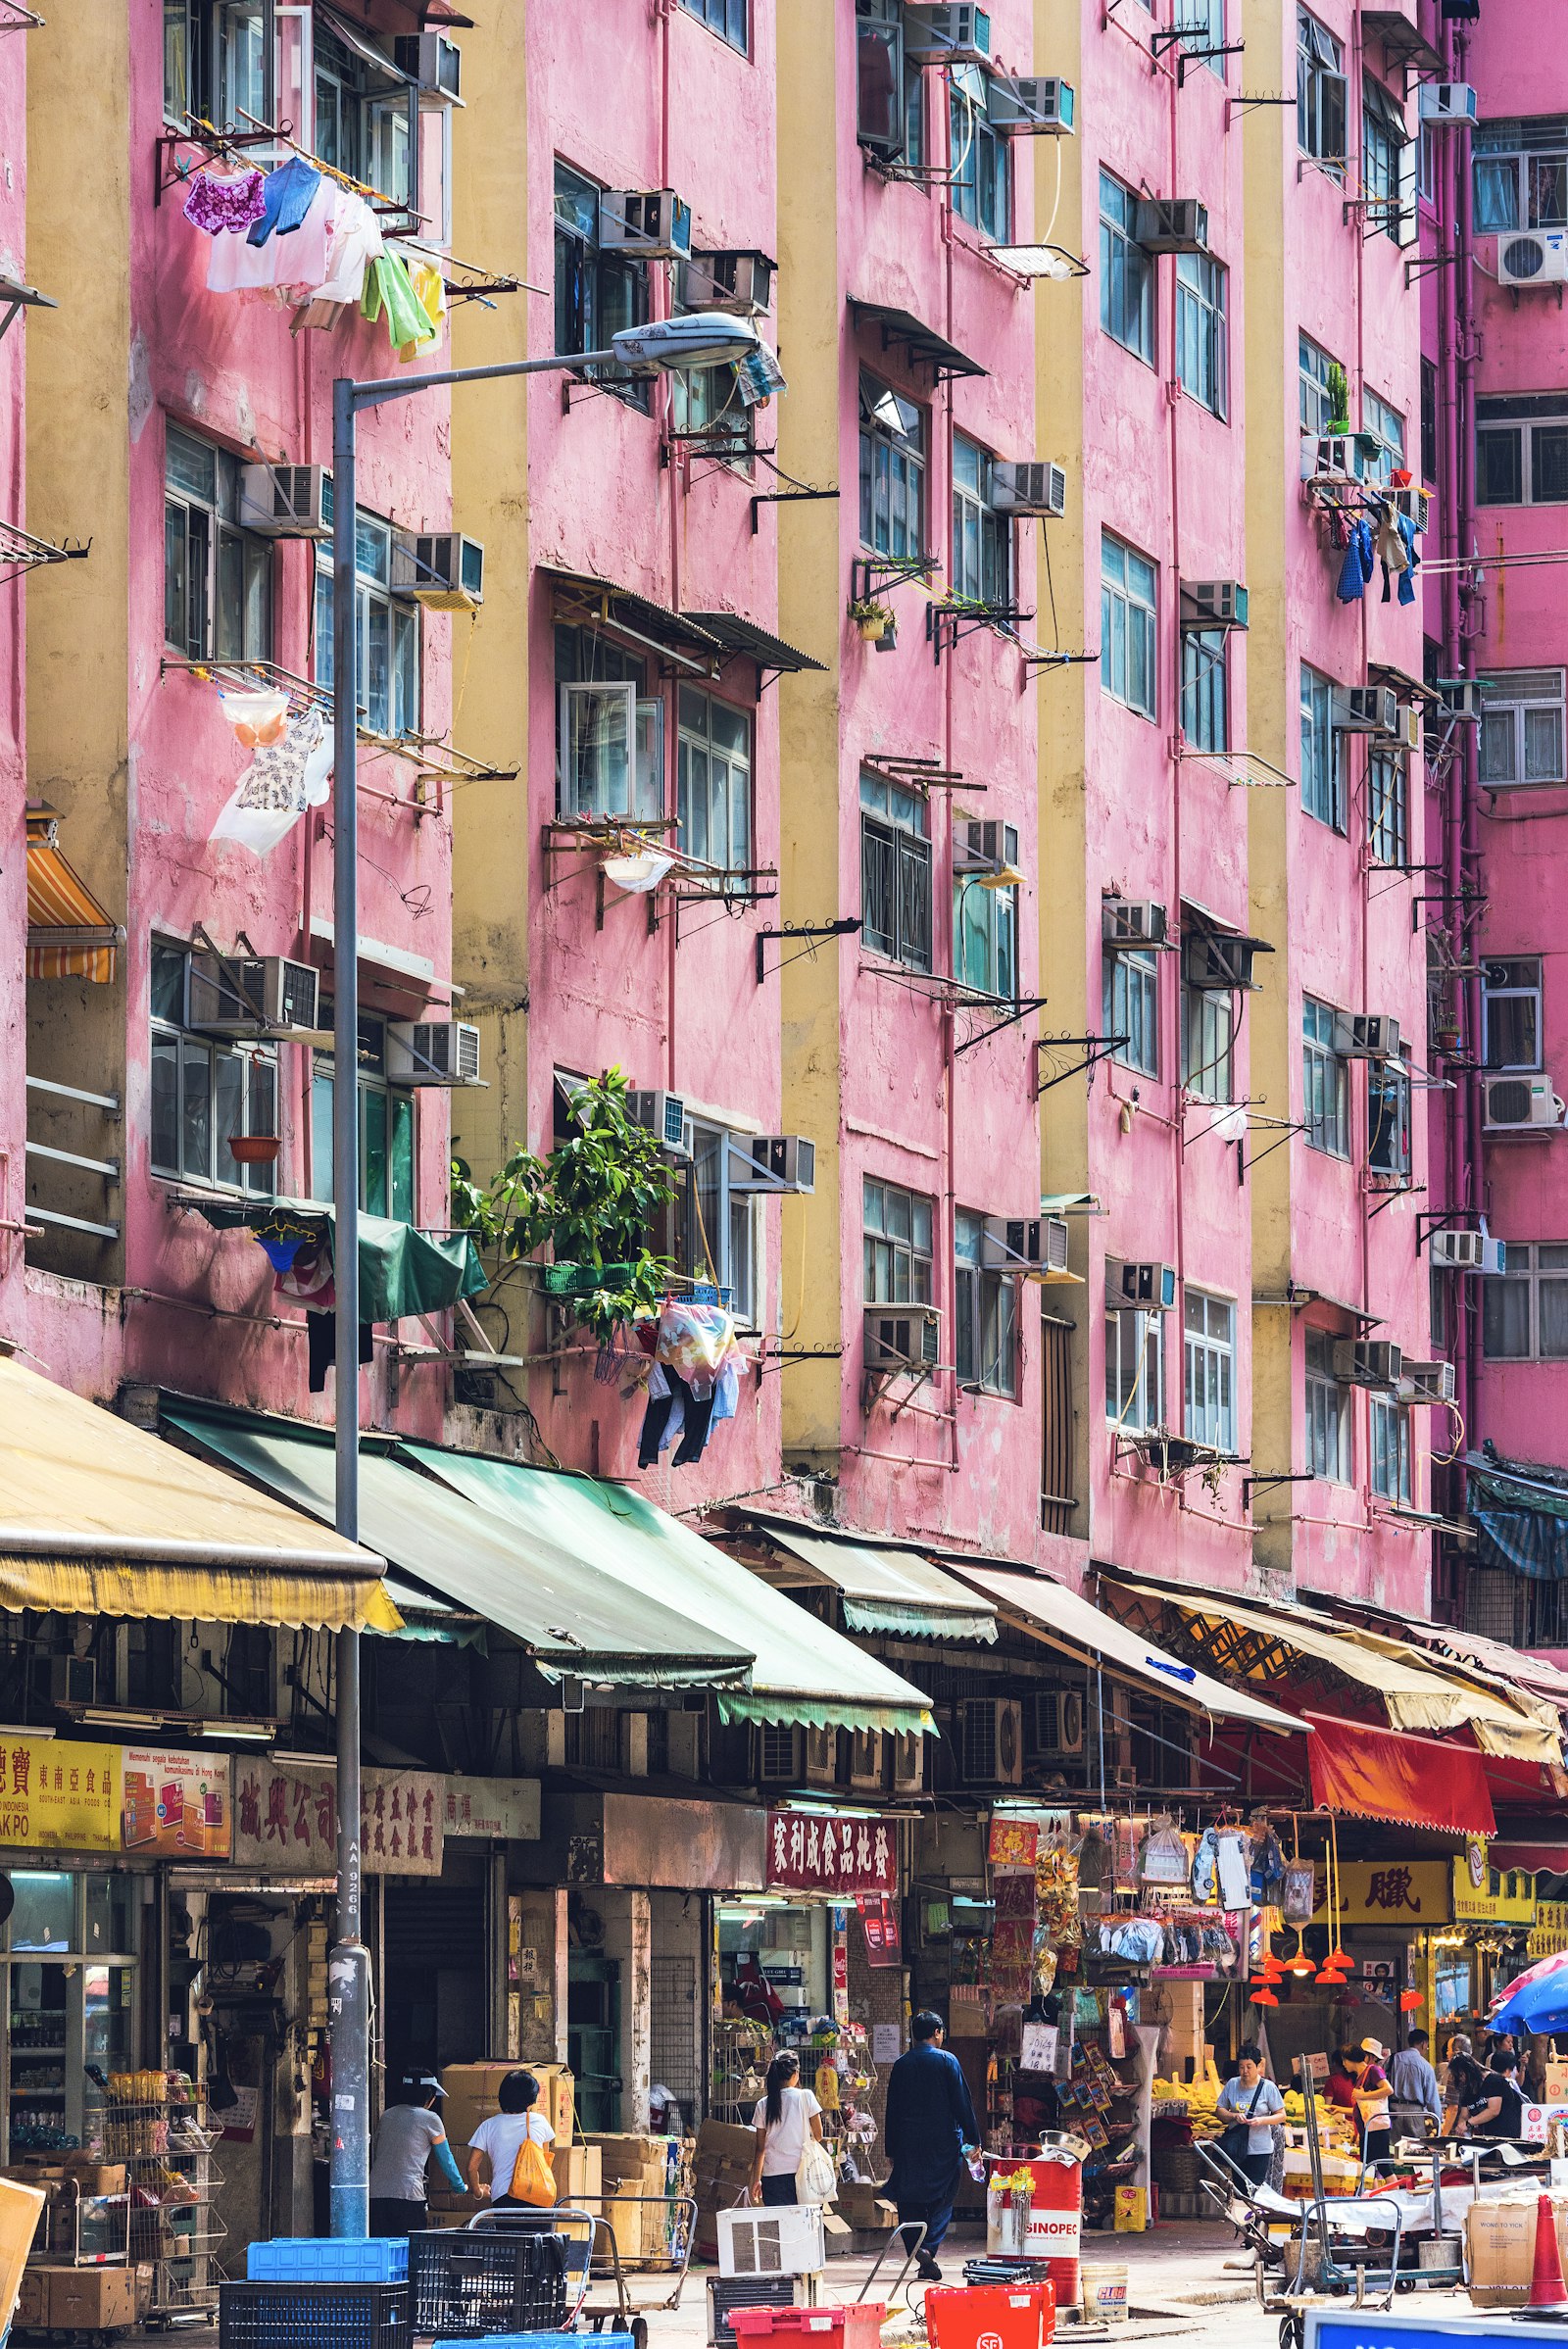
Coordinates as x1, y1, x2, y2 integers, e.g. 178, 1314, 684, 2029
209, 175, 334, 295
403, 258, 448, 361
361, 250, 438, 358
212, 704, 332, 854
1335, 514, 1375, 602
219, 687, 290, 751
246, 155, 324, 245
655, 1297, 735, 1394
1375, 510, 1408, 576
1396, 510, 1420, 607
294, 188, 385, 319
273, 1228, 334, 1310
183, 165, 267, 235
306, 1310, 375, 1395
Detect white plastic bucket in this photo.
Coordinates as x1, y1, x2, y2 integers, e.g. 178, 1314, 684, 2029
1080, 2262, 1129, 2325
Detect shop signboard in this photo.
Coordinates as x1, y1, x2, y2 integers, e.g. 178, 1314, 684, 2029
767, 1808, 897, 1894
1312, 1860, 1452, 1927
1531, 1899, 1568, 1959
232, 1760, 444, 1875
1518, 2101, 1568, 2145
442, 1778, 541, 1841
1451, 1852, 1536, 1925
0, 1737, 117, 1850
857, 1891, 901, 1966
120, 1747, 231, 1857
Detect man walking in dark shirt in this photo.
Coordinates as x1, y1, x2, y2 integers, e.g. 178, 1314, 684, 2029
883, 2011, 980, 2281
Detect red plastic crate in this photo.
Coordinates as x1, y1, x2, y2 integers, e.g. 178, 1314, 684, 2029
926, 2282, 1056, 2349
727, 2305, 887, 2349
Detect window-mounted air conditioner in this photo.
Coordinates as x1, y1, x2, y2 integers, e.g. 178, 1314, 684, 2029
386, 1019, 483, 1087
803, 1726, 839, 1786
1391, 701, 1421, 753
1399, 1358, 1457, 1404
627, 1090, 692, 1158
902, 4, 991, 63
957, 819, 1019, 873
1180, 579, 1249, 630
189, 953, 319, 1037
1419, 81, 1476, 124
1428, 1227, 1487, 1271
1334, 685, 1399, 737
1332, 1339, 1403, 1390
1033, 1687, 1085, 1758
991, 460, 1067, 516
1440, 678, 1485, 722
1183, 932, 1264, 992
729, 1135, 816, 1196
986, 73, 1075, 134
1107, 1260, 1178, 1311
677, 248, 774, 318
1391, 485, 1430, 533
864, 1302, 942, 1368
891, 1729, 924, 1792
393, 31, 462, 100
600, 189, 693, 260
716, 2205, 827, 2283
848, 1730, 885, 1791
1300, 432, 1354, 482
392, 532, 484, 611
238, 463, 330, 539
980, 1214, 1070, 1275
959, 1697, 1023, 1786
1483, 1073, 1565, 1131
1133, 197, 1209, 254
1102, 898, 1168, 946
1332, 1011, 1400, 1059
1498, 230, 1568, 288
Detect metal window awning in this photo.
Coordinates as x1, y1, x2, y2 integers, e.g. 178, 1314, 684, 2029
543, 566, 729, 673
1369, 661, 1442, 708
681, 612, 826, 680
0, 273, 55, 343
850, 299, 988, 384
1360, 10, 1447, 77
738, 1514, 999, 1642
25, 811, 121, 983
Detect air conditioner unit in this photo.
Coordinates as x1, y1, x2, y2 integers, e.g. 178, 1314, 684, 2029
627, 1090, 693, 1158
238, 463, 330, 539
1419, 81, 1476, 124
730, 1135, 816, 1196
848, 1730, 884, 1791
803, 1727, 839, 1787
1499, 230, 1568, 287
1133, 197, 1209, 254
716, 2205, 827, 2282
392, 531, 484, 611
385, 1020, 481, 1087
1300, 432, 1354, 482
1334, 686, 1399, 737
1181, 579, 1249, 630
1332, 1011, 1400, 1059
902, 4, 991, 63
1033, 1687, 1085, 1758
991, 460, 1067, 516
1399, 1358, 1457, 1404
756, 1726, 803, 1783
188, 952, 319, 1037
30, 1652, 96, 1708
393, 31, 462, 99
600, 189, 693, 260
958, 820, 1019, 872
1391, 485, 1430, 533
864, 1303, 943, 1369
1392, 702, 1421, 753
1183, 932, 1262, 991
891, 1730, 924, 1792
1102, 898, 1168, 947
1332, 1339, 1403, 1390
1483, 1073, 1565, 1131
959, 1697, 1023, 1786
1440, 678, 1485, 722
980, 1214, 1070, 1274
678, 248, 774, 318
1428, 1227, 1487, 1271
1108, 1260, 1178, 1311
986, 73, 1075, 134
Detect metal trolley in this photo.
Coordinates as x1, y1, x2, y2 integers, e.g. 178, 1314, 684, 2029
465, 2196, 698, 2349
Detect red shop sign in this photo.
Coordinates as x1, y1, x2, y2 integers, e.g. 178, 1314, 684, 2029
767, 1807, 898, 1894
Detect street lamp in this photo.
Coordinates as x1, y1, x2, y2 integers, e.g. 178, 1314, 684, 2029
326, 312, 763, 2239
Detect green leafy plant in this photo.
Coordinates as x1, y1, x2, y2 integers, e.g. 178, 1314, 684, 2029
1326, 361, 1350, 433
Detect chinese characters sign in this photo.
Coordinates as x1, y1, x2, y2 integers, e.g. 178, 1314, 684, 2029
233, 1762, 444, 1876
443, 1778, 541, 1841
1312, 1859, 1451, 1927
0, 1737, 118, 1850
122, 1748, 231, 1858
767, 1808, 897, 1894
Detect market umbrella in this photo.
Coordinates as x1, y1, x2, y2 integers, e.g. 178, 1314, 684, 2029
1490, 1949, 1568, 2034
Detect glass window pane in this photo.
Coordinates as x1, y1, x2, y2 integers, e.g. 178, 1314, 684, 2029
214, 1049, 246, 1187
180, 1036, 212, 1181
247, 1056, 277, 1197
1525, 706, 1564, 781
311, 1067, 334, 1203
151, 1035, 179, 1173
1483, 1274, 1531, 1357
1540, 1280, 1568, 1359
390, 1094, 415, 1224
363, 1086, 388, 1216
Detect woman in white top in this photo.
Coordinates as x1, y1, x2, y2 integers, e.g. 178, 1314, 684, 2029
466, 2070, 557, 2207
750, 2051, 823, 2208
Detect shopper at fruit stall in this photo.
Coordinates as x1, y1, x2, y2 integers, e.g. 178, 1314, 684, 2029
1348, 2039, 1392, 2165
1325, 2046, 1358, 2113
883, 2011, 981, 2282
1214, 2047, 1287, 2188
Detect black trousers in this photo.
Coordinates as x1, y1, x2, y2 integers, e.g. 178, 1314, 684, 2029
368, 2196, 428, 2234
759, 2175, 799, 2206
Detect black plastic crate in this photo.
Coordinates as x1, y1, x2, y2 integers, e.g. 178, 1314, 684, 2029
408, 2228, 568, 2337
707, 2274, 805, 2345
220, 2279, 410, 2349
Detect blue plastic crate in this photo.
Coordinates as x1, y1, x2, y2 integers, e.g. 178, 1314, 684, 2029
433, 2337, 630, 2349
247, 2242, 409, 2285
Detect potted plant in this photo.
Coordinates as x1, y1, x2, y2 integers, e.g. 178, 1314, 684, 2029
1325, 362, 1351, 436
848, 596, 894, 642
227, 1133, 280, 1167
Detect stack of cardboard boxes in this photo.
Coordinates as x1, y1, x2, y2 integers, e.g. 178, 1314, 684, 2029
428, 2062, 600, 2226
2, 2158, 145, 2338
583, 2134, 692, 2265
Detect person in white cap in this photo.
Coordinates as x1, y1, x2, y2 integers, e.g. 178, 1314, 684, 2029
368, 2071, 466, 2234
1348, 2038, 1392, 2167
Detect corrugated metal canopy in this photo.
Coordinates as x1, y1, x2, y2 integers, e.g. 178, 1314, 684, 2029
681, 612, 826, 676
743, 1517, 998, 1642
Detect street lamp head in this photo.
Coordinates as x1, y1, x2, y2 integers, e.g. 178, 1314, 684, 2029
612, 313, 762, 371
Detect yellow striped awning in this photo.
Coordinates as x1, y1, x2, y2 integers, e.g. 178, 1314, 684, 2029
26, 813, 120, 984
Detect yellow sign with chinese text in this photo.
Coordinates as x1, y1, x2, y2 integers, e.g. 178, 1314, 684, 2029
1451, 1857, 1536, 1924
0, 1737, 119, 1850
1313, 1859, 1451, 1927
1531, 1899, 1568, 1959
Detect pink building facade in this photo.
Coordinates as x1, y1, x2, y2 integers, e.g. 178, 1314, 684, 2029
0, 10, 29, 1343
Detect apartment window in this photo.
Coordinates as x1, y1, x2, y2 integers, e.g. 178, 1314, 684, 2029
950, 77, 1009, 239
1102, 536, 1157, 719
1367, 749, 1407, 866
1359, 387, 1406, 485
668, 342, 756, 458
1473, 118, 1568, 232
1422, 358, 1439, 485
1104, 946, 1158, 1078
310, 1013, 416, 1221
1484, 1242, 1568, 1360
164, 425, 272, 664
955, 830, 1018, 1002
1419, 124, 1436, 206
1179, 0, 1225, 71
1100, 172, 1154, 365
554, 628, 662, 821
1181, 628, 1227, 753
554, 161, 651, 409
1362, 75, 1411, 242
956, 1210, 1017, 1395
863, 1178, 934, 1304
1297, 9, 1347, 171
856, 0, 925, 167
314, 24, 416, 209
1304, 1329, 1350, 1482
164, 0, 270, 131
1476, 396, 1568, 506
1302, 996, 1349, 1157
677, 690, 752, 882
1367, 1059, 1411, 1179
860, 773, 932, 971
1369, 1394, 1412, 1503
1298, 333, 1340, 434
1106, 1307, 1163, 1433
314, 510, 418, 739
679, 0, 747, 54
1479, 668, 1567, 787
150, 942, 277, 1197
858, 372, 926, 560
1299, 661, 1344, 830
952, 436, 1010, 606
1184, 1291, 1235, 1452
668, 1122, 756, 1325
1182, 982, 1234, 1102
1175, 255, 1228, 418
1483, 956, 1544, 1069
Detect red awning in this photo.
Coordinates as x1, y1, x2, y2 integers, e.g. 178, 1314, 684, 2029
1493, 1843, 1568, 1874
1306, 1712, 1496, 1835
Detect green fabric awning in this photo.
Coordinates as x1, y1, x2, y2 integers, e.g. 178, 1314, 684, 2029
191, 1198, 487, 1321
750, 1517, 999, 1642
402, 1447, 935, 1736
164, 1409, 752, 1690
376, 1572, 487, 1648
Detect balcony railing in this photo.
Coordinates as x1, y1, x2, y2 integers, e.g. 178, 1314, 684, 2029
25, 1075, 122, 1243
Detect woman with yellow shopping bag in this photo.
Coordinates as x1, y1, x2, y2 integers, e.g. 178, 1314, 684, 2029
466, 2071, 558, 2208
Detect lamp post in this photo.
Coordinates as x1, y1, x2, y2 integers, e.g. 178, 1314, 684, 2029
326, 314, 763, 2238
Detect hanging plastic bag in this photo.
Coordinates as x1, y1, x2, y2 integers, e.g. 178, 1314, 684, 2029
1282, 1861, 1316, 1922
1140, 1821, 1189, 1885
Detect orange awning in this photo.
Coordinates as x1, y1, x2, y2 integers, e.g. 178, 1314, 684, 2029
1306, 1710, 1496, 1836
26, 814, 119, 983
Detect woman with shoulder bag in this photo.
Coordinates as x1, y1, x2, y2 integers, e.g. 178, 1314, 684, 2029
1214, 2047, 1286, 2188
466, 2069, 558, 2209
749, 2051, 826, 2208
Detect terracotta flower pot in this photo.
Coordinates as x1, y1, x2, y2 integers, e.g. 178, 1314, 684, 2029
228, 1134, 280, 1166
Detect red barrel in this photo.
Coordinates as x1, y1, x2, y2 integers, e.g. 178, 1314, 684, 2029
1020, 2154, 1083, 2313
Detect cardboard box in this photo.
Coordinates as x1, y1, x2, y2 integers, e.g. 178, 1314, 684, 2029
835, 2185, 896, 2231
63, 2161, 126, 2196
48, 2267, 137, 2330
0, 2179, 47, 2340
1466, 2199, 1567, 2308
442, 2061, 574, 2151
553, 2142, 602, 2206
15, 2268, 51, 2328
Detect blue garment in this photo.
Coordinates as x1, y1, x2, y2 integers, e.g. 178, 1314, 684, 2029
247, 156, 324, 246
1397, 511, 1419, 606
1336, 516, 1374, 602
896, 2199, 955, 2257
883, 2041, 979, 2207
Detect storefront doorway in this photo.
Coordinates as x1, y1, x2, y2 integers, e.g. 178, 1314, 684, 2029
1, 1869, 140, 2160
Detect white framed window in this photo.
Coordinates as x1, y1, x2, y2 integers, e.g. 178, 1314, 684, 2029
554, 628, 662, 821
1102, 535, 1157, 718
1106, 1306, 1164, 1433
956, 1209, 1018, 1396
1473, 117, 1568, 232
949, 75, 1009, 240
1100, 171, 1154, 365
1183, 982, 1234, 1102
314, 23, 417, 210
863, 1178, 934, 1304
955, 824, 1018, 1002
1304, 1328, 1350, 1482
1367, 750, 1407, 866
670, 1121, 757, 1326
1483, 956, 1544, 1070
1367, 1059, 1411, 1180
856, 0, 925, 167
1105, 946, 1159, 1079
678, 0, 747, 54
1300, 661, 1345, 830
164, 0, 271, 131
1369, 1394, 1412, 1503
1362, 73, 1414, 244
860, 773, 932, 971
1303, 996, 1349, 1157
1176, 254, 1228, 418
1179, 0, 1226, 73
1484, 1242, 1568, 1360
1477, 397, 1568, 506
1298, 8, 1347, 172
858, 372, 926, 559
677, 688, 752, 883
1181, 627, 1227, 753
150, 941, 277, 1197
1184, 1291, 1235, 1452
311, 1010, 416, 1221
1479, 668, 1567, 787
1359, 387, 1406, 484
555, 159, 652, 410
164, 424, 272, 664
952, 435, 1010, 606
1298, 332, 1340, 434
314, 509, 419, 740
